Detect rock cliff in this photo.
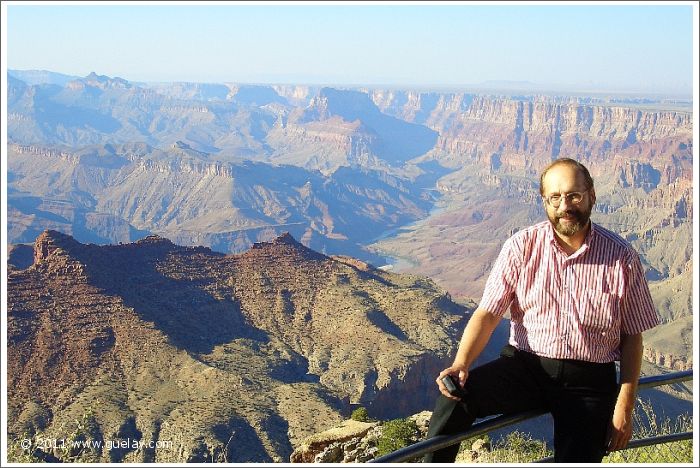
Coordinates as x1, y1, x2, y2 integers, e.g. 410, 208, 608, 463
7, 142, 430, 264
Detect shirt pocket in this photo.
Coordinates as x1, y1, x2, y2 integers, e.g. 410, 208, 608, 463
580, 291, 617, 334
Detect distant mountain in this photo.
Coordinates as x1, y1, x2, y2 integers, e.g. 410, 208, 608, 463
8, 69, 80, 86
6, 74, 438, 171
142, 81, 233, 101
7, 142, 433, 264
7, 230, 471, 462
7, 73, 278, 155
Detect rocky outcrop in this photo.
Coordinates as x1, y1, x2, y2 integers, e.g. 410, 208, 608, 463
290, 419, 380, 463
267, 88, 438, 169
618, 160, 661, 190
368, 91, 693, 190
265, 115, 380, 170
370, 91, 691, 146
290, 411, 431, 463
427, 97, 692, 179
644, 347, 692, 371
32, 230, 89, 272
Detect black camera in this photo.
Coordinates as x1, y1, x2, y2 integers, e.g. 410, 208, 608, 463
441, 374, 467, 399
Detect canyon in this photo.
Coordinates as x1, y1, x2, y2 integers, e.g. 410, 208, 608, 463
5, 70, 694, 460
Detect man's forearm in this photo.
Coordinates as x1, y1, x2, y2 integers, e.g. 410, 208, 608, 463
453, 307, 502, 370
606, 333, 644, 452
616, 333, 644, 411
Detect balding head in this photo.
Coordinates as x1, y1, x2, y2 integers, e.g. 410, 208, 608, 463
539, 158, 594, 196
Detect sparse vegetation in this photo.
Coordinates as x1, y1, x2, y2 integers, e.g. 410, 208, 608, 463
458, 431, 551, 463
376, 418, 419, 456
7, 431, 45, 463
351, 407, 370, 422
7, 407, 102, 463
484, 431, 551, 462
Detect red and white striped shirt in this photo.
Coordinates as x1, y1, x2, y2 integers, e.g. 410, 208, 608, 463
479, 221, 659, 363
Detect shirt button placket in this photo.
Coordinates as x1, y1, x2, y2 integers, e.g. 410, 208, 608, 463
560, 261, 571, 356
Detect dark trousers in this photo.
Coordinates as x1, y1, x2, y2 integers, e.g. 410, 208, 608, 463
424, 345, 618, 463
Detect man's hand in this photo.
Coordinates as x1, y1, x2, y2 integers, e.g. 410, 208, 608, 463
436, 366, 468, 401
606, 404, 633, 453
435, 308, 501, 401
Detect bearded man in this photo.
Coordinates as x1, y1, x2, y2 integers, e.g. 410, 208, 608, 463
423, 158, 659, 463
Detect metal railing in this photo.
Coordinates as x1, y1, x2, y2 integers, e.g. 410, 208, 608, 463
370, 369, 693, 463
536, 431, 694, 463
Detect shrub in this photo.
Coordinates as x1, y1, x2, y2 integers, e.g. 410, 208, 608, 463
376, 418, 419, 456
475, 431, 551, 463
7, 431, 46, 463
350, 407, 369, 422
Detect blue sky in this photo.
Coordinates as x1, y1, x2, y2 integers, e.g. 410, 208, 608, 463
3, 2, 696, 94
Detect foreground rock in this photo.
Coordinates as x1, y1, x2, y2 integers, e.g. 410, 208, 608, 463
291, 411, 431, 463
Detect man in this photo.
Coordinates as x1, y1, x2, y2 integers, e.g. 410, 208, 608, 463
424, 158, 659, 463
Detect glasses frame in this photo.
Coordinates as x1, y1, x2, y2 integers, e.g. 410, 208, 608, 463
543, 189, 590, 208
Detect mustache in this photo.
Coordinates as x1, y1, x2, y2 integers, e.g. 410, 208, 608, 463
555, 209, 584, 219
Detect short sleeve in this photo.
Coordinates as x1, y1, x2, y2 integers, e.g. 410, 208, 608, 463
620, 249, 660, 335
478, 235, 522, 317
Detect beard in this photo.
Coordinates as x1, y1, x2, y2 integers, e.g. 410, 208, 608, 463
548, 204, 593, 237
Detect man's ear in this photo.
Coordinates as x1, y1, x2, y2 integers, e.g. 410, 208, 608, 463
590, 188, 596, 204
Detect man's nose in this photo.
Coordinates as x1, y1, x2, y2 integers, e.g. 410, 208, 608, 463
558, 195, 573, 209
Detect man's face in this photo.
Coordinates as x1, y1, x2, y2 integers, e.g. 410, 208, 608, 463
542, 165, 595, 237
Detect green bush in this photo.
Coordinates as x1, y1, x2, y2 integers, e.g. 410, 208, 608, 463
7, 431, 46, 463
376, 418, 419, 456
350, 407, 370, 422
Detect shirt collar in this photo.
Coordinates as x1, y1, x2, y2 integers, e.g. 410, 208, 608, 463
546, 220, 596, 259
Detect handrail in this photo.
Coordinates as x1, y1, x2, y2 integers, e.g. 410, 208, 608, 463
369, 369, 693, 463
637, 369, 693, 389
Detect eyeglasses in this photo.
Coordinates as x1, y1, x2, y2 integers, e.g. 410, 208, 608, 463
543, 191, 588, 208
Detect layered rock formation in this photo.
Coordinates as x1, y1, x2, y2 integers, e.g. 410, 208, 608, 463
7, 230, 469, 462
264, 87, 437, 172
7, 142, 431, 264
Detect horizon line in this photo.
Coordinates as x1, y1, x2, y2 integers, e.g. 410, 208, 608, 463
7, 68, 694, 99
